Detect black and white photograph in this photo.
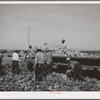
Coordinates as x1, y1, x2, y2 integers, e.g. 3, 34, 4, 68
0, 2, 100, 94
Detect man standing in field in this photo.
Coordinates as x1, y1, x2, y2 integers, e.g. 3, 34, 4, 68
0, 51, 3, 70
33, 47, 46, 82
12, 50, 21, 75
0, 51, 4, 76
60, 38, 67, 54
43, 42, 48, 51
26, 45, 35, 72
66, 57, 86, 81
29, 45, 35, 57
45, 48, 53, 75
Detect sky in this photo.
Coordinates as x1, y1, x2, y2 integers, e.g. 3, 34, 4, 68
0, 4, 100, 50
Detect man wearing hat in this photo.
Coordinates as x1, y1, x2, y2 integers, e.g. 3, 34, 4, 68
66, 57, 86, 81
29, 45, 35, 57
43, 42, 48, 51
26, 45, 35, 72
33, 47, 46, 82
12, 50, 21, 75
44, 48, 53, 75
60, 38, 67, 53
0, 51, 3, 71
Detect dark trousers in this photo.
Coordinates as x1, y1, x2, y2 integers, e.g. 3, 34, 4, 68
45, 63, 52, 75
0, 58, 1, 69
26, 57, 34, 72
73, 63, 85, 81
0, 58, 3, 75
12, 60, 19, 75
35, 64, 46, 82
27, 62, 33, 72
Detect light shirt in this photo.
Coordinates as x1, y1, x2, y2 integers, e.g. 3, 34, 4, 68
34, 52, 45, 66
45, 51, 52, 65
29, 48, 35, 57
61, 42, 67, 50
69, 61, 79, 69
12, 52, 21, 61
43, 45, 48, 51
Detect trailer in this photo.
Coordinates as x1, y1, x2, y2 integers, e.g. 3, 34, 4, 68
53, 56, 100, 66
52, 56, 100, 74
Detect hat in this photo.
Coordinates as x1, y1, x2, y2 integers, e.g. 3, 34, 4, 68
14, 50, 17, 53
62, 38, 66, 42
37, 46, 42, 50
66, 57, 70, 61
29, 45, 32, 49
44, 42, 48, 45
0, 50, 3, 53
45, 47, 49, 51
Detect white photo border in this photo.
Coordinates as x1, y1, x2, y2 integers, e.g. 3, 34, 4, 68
0, 1, 100, 99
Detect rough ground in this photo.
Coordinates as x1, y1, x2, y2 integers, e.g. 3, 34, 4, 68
0, 57, 100, 91
0, 64, 100, 91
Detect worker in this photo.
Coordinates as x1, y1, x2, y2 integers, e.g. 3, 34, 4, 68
43, 42, 48, 51
0, 51, 4, 76
66, 57, 86, 81
12, 50, 21, 75
44, 48, 53, 75
27, 45, 35, 72
29, 45, 35, 57
0, 51, 3, 68
33, 47, 46, 82
60, 38, 67, 53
